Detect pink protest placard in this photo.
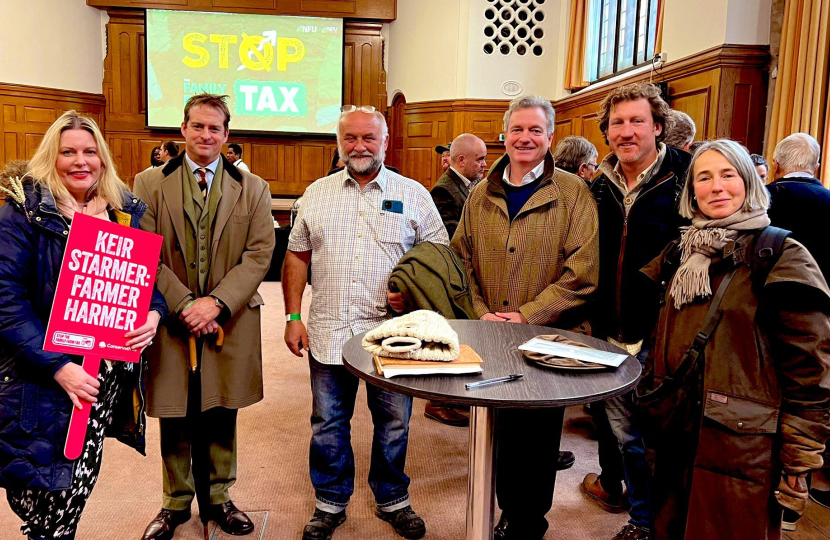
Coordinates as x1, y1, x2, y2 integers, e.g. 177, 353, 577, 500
44, 212, 162, 362
43, 212, 162, 459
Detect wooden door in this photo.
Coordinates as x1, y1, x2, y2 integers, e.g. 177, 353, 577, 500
387, 92, 406, 171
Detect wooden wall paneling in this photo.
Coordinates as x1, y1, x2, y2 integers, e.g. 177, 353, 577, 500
398, 99, 509, 185
251, 142, 278, 183
400, 101, 453, 188
553, 118, 573, 147
434, 119, 450, 182
552, 45, 770, 157
3, 134, 17, 164
664, 69, 718, 141
280, 144, 296, 187
455, 103, 510, 169
483, 143, 506, 168
0, 83, 105, 165
666, 87, 712, 142
299, 142, 329, 186
405, 148, 437, 187
716, 66, 768, 153
452, 100, 509, 143
87, 0, 396, 21
107, 136, 136, 182
580, 114, 606, 158
212, 0, 276, 9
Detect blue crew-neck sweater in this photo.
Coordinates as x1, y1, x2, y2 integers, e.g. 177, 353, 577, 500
503, 179, 542, 221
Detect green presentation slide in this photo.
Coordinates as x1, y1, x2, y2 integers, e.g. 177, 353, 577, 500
146, 10, 343, 134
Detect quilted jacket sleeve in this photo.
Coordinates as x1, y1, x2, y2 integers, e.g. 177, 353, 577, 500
0, 204, 72, 381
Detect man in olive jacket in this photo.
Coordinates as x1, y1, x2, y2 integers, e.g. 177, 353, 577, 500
452, 95, 599, 540
134, 94, 275, 540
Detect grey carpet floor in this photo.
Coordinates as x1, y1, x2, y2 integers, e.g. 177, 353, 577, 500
1, 283, 827, 539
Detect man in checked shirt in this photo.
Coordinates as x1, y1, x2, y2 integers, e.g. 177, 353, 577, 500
282, 105, 448, 540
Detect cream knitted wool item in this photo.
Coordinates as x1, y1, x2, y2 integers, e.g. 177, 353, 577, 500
362, 310, 460, 361
669, 207, 770, 308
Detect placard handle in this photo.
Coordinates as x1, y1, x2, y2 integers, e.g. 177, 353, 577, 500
64, 355, 102, 460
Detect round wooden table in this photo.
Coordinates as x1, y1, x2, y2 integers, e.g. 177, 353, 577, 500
342, 320, 641, 540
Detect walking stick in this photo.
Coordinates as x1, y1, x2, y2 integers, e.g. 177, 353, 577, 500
186, 326, 225, 539
188, 327, 225, 372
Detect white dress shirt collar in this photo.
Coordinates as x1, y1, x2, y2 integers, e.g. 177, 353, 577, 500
449, 166, 472, 188
502, 159, 546, 187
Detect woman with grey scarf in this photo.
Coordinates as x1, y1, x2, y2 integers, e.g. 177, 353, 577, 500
636, 139, 830, 540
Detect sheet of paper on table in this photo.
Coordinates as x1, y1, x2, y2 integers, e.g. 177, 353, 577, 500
518, 338, 628, 368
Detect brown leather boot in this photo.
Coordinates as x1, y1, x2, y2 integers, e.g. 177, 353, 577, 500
581, 473, 630, 513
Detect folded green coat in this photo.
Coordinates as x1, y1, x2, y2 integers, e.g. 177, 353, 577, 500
387, 241, 477, 320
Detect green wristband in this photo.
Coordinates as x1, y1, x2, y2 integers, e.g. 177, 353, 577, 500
286, 313, 302, 322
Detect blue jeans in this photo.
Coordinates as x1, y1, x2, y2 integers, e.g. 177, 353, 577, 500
308, 355, 413, 513
601, 348, 653, 531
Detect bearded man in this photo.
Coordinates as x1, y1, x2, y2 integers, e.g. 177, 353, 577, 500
282, 105, 448, 540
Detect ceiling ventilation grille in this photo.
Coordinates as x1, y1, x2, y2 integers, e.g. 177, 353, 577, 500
483, 0, 546, 57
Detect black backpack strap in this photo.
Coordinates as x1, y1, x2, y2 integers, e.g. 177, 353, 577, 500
751, 226, 791, 293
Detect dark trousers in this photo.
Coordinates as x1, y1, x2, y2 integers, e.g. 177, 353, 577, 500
589, 347, 654, 530
590, 401, 625, 496
159, 375, 238, 511
495, 407, 565, 539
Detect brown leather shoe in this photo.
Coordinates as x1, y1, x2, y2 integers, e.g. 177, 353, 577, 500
142, 508, 191, 540
612, 524, 652, 539
424, 402, 469, 427
204, 501, 254, 536
581, 473, 630, 513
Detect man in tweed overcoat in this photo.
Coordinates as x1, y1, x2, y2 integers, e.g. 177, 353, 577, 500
452, 95, 599, 540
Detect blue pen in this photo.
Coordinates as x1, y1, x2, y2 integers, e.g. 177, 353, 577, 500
465, 374, 524, 390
